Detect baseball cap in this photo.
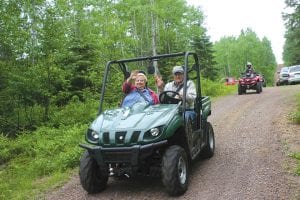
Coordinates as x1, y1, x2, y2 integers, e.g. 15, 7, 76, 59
172, 66, 184, 74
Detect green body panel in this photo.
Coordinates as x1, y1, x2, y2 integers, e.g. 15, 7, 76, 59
201, 96, 211, 120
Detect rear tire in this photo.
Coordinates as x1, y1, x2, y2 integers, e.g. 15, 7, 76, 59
162, 145, 189, 196
256, 83, 261, 93
79, 151, 108, 194
201, 121, 215, 158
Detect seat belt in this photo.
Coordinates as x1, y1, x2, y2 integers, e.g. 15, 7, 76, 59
171, 82, 184, 97
136, 89, 151, 103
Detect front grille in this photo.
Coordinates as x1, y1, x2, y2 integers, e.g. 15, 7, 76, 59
101, 131, 142, 145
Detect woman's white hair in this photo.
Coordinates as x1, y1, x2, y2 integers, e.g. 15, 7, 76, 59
136, 73, 147, 82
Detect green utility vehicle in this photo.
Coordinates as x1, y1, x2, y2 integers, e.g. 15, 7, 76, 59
79, 52, 215, 196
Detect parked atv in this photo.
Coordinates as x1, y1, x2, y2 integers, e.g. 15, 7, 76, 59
238, 72, 263, 95
79, 52, 215, 196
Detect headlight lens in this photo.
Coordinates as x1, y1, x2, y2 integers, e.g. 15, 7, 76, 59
91, 130, 99, 139
143, 126, 164, 140
86, 129, 99, 143
150, 128, 160, 136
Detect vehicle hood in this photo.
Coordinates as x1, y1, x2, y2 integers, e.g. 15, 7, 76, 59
90, 102, 180, 133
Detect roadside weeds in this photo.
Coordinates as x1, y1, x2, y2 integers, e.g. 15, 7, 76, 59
276, 95, 300, 199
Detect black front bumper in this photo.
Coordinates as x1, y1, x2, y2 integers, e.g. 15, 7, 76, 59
240, 83, 257, 90
79, 140, 168, 166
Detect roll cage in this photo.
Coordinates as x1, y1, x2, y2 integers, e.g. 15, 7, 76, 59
98, 52, 203, 126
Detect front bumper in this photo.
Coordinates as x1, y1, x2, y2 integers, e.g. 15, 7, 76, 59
279, 78, 289, 84
79, 140, 168, 166
240, 83, 257, 89
288, 77, 300, 84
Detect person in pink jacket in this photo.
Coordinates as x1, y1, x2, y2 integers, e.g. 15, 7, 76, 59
121, 72, 159, 108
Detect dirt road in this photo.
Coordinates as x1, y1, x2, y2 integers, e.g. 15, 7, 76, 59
46, 85, 300, 200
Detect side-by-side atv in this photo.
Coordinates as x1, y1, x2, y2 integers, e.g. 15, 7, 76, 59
238, 72, 263, 95
79, 52, 215, 196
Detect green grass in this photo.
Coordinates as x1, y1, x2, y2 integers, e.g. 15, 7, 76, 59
202, 78, 237, 97
288, 93, 300, 176
289, 153, 300, 176
0, 125, 86, 200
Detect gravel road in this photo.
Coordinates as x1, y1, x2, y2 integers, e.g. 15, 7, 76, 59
45, 85, 300, 200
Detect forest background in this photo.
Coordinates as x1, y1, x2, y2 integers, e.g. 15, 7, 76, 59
0, 0, 299, 199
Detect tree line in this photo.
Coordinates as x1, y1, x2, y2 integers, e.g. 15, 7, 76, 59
0, 0, 277, 137
282, 0, 300, 66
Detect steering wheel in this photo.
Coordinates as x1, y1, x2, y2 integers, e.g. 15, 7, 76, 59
159, 91, 182, 104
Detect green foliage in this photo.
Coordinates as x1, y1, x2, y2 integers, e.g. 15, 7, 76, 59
0, 135, 12, 164
0, 0, 215, 136
48, 94, 99, 128
192, 33, 218, 80
0, 125, 86, 200
201, 78, 237, 97
282, 0, 300, 65
213, 28, 277, 85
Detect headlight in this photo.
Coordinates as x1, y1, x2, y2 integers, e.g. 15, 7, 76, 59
150, 128, 160, 136
91, 130, 99, 139
86, 129, 99, 143
143, 126, 164, 140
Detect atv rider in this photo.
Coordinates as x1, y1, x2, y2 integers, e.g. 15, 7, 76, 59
245, 62, 255, 74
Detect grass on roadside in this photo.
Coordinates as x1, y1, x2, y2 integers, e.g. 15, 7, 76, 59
289, 153, 300, 175
288, 93, 300, 175
290, 93, 300, 124
0, 125, 85, 200
201, 78, 237, 97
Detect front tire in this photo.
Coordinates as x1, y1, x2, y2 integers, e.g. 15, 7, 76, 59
162, 145, 189, 196
260, 82, 263, 92
238, 85, 243, 95
256, 83, 261, 93
79, 151, 108, 194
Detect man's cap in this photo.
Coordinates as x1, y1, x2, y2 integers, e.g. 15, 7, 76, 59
172, 66, 184, 74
